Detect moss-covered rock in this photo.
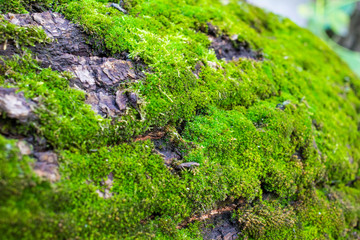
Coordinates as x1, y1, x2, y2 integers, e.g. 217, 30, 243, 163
0, 0, 359, 239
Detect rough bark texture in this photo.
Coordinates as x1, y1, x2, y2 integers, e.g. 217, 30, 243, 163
1, 11, 144, 118
0, 87, 59, 182
1, 1, 360, 239
202, 212, 240, 240
0, 88, 35, 122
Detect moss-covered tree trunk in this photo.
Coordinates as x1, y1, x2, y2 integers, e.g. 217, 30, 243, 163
0, 0, 360, 239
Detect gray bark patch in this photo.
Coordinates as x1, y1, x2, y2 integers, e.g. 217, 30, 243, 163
206, 23, 262, 61
2, 11, 145, 118
202, 212, 240, 240
0, 88, 35, 123
33, 151, 60, 182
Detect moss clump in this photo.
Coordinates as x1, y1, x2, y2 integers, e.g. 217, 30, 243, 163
237, 200, 296, 239
0, 0, 360, 239
0, 0, 68, 14
0, 17, 51, 48
0, 51, 109, 150
0, 135, 71, 240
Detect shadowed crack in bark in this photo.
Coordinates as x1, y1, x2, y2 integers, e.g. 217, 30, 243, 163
206, 23, 262, 61
134, 129, 183, 165
134, 128, 201, 170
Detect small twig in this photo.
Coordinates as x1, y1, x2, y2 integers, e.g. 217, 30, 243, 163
109, 3, 128, 14
176, 204, 239, 229
158, 86, 174, 103
3, 39, 7, 50
134, 130, 166, 142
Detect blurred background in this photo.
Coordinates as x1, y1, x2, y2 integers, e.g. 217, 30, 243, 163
247, 0, 360, 76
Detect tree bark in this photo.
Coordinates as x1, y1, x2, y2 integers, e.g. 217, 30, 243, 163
337, 2, 360, 52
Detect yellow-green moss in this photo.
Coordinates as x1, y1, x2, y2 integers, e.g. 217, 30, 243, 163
0, 0, 360, 239
0, 17, 51, 47
0, 0, 68, 13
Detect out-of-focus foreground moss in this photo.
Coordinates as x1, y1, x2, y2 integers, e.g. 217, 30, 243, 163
0, 0, 359, 239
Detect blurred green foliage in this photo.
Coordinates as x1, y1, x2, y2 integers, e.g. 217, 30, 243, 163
299, 0, 360, 76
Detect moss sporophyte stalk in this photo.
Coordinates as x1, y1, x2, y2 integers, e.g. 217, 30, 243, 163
0, 0, 359, 239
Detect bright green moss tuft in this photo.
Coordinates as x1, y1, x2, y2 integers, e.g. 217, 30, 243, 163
0, 17, 51, 48
0, 0, 28, 13
236, 200, 297, 239
0, 0, 69, 14
0, 135, 70, 240
0, 51, 109, 150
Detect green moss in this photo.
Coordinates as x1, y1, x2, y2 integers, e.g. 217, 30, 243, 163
0, 0, 359, 239
0, 0, 68, 14
296, 189, 347, 239
0, 135, 71, 240
0, 0, 27, 13
0, 51, 109, 150
236, 200, 296, 239
0, 17, 51, 48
